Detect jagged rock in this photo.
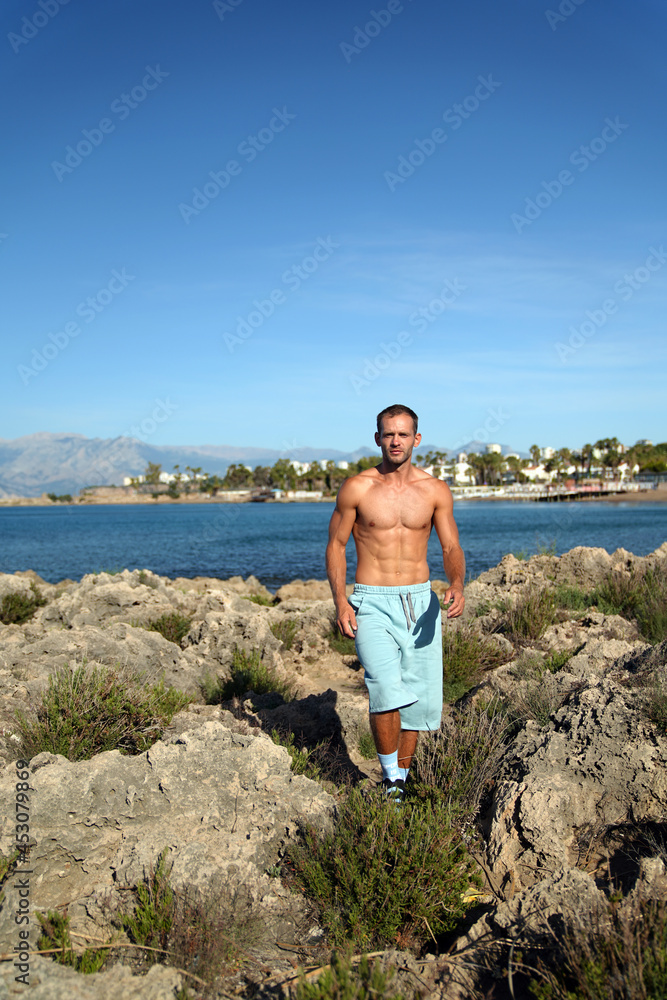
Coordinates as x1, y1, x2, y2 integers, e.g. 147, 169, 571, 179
0, 623, 208, 759
212, 574, 274, 600
32, 571, 193, 629
183, 609, 285, 676
0, 722, 333, 959
0, 957, 183, 999
619, 636, 667, 673
275, 579, 339, 602
256, 688, 369, 761
464, 543, 667, 618
484, 671, 667, 891
0, 572, 37, 602
443, 868, 607, 1000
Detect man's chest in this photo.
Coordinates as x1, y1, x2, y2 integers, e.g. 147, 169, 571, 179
356, 485, 434, 531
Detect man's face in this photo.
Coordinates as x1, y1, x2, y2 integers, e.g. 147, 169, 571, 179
375, 413, 421, 467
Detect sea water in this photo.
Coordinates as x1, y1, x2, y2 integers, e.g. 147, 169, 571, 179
1, 501, 666, 589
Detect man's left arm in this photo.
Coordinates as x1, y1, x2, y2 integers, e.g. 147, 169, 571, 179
432, 482, 465, 618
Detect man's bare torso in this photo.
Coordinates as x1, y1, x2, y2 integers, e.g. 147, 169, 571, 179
351, 467, 437, 585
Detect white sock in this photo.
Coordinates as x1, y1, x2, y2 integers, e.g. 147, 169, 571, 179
398, 766, 409, 782
377, 751, 400, 782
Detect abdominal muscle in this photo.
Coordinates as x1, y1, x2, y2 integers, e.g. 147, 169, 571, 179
353, 523, 431, 586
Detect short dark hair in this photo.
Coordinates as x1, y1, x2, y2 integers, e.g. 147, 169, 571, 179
376, 404, 419, 435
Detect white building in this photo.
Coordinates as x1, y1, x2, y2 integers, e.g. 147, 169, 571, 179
486, 443, 502, 454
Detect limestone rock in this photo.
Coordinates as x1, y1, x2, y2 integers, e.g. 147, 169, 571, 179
484, 672, 667, 890
0, 721, 333, 957
0, 958, 183, 1000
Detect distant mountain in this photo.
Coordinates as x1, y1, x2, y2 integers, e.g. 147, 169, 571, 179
0, 433, 379, 498
0, 433, 528, 498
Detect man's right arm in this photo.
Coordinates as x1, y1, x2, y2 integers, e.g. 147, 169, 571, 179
325, 478, 359, 638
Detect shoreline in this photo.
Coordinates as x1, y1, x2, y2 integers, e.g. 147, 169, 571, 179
1, 486, 666, 507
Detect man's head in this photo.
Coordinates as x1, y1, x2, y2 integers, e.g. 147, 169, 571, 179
375, 404, 421, 468
376, 404, 418, 436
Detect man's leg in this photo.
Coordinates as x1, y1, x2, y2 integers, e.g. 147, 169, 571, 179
369, 708, 401, 755
369, 709, 402, 793
397, 729, 418, 779
370, 712, 417, 798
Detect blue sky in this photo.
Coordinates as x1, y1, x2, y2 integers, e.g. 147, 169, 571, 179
3, 0, 665, 455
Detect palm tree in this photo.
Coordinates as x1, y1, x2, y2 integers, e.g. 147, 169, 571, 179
529, 444, 541, 466
581, 443, 593, 478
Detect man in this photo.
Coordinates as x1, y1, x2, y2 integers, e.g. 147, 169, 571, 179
325, 404, 465, 800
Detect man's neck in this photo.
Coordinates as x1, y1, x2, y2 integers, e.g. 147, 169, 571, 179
377, 459, 414, 482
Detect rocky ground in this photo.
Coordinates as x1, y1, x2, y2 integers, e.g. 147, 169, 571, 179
0, 543, 665, 998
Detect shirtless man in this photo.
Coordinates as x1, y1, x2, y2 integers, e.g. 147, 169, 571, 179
325, 404, 465, 799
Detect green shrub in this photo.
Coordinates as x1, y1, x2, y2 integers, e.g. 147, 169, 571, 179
0, 848, 19, 886
16, 665, 192, 762
271, 728, 326, 780
204, 647, 295, 703
328, 626, 357, 657
296, 952, 405, 1000
590, 566, 667, 643
537, 538, 558, 557
0, 583, 47, 625
121, 849, 174, 960
122, 849, 260, 987
270, 617, 299, 650
357, 731, 377, 760
552, 583, 590, 612
442, 626, 510, 703
243, 593, 276, 606
647, 677, 667, 734
411, 702, 511, 818
47, 493, 73, 503
144, 612, 193, 647
37, 910, 108, 974
505, 587, 557, 641
550, 567, 667, 643
529, 897, 667, 1000
544, 648, 577, 673
287, 788, 478, 951
504, 657, 565, 727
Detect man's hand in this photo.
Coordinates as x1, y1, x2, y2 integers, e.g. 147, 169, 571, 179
443, 584, 465, 618
336, 603, 358, 638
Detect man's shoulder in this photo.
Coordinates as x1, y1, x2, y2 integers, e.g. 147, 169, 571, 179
337, 468, 378, 504
341, 467, 380, 488
412, 471, 453, 503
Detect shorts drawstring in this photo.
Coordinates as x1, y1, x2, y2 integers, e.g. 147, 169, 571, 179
400, 593, 417, 630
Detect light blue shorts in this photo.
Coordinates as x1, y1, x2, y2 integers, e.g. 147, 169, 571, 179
349, 582, 443, 731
